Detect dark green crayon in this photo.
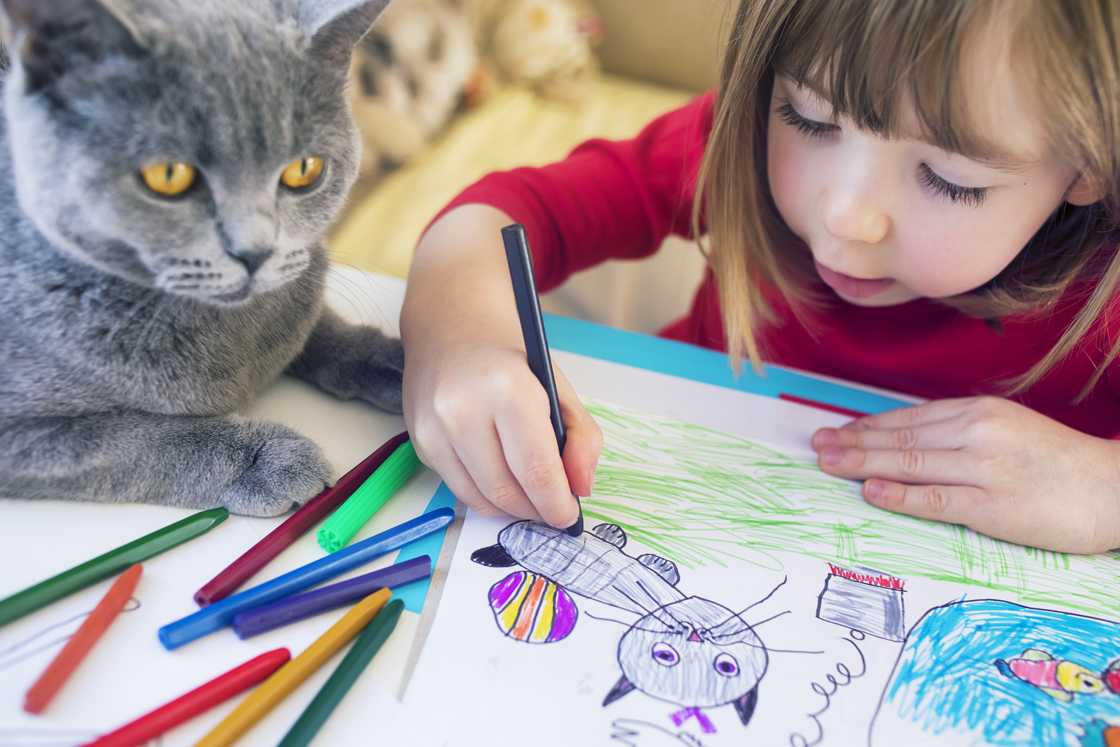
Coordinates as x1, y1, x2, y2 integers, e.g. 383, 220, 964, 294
277, 598, 405, 747
0, 507, 228, 628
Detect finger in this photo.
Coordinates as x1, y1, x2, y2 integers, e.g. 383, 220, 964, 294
812, 416, 966, 452
450, 423, 543, 521
841, 399, 972, 432
818, 446, 980, 485
555, 368, 603, 497
412, 428, 504, 518
494, 386, 580, 529
862, 479, 987, 526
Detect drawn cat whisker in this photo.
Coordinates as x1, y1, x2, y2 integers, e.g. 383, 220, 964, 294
585, 612, 675, 635
708, 575, 788, 636
747, 609, 791, 628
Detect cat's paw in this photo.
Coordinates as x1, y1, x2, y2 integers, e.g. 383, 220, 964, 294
221, 423, 330, 517
333, 328, 405, 412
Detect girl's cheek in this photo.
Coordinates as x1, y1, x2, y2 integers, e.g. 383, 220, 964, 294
767, 126, 817, 236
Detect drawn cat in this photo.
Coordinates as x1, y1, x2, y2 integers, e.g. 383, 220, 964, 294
473, 521, 767, 732
0, 0, 402, 516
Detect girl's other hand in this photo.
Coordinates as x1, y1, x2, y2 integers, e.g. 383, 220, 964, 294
403, 342, 601, 529
810, 396, 1120, 554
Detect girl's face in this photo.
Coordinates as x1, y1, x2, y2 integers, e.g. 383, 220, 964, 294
766, 39, 1093, 307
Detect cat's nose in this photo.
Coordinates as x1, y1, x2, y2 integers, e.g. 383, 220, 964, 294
228, 247, 273, 275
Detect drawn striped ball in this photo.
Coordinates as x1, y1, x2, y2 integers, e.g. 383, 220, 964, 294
487, 571, 577, 643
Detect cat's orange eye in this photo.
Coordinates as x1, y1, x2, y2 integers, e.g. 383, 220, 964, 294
280, 157, 325, 190
140, 161, 196, 197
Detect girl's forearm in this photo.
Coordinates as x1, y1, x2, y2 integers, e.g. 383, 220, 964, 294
401, 204, 525, 356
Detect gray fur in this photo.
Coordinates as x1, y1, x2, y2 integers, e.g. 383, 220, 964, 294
0, 0, 401, 516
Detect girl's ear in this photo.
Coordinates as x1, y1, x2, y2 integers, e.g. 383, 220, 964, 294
1066, 173, 1106, 206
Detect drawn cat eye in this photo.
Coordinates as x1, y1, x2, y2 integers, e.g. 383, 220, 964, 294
140, 161, 196, 197
651, 642, 679, 667
280, 157, 325, 191
713, 652, 739, 677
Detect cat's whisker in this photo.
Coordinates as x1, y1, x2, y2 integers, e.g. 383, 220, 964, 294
615, 586, 681, 632
707, 609, 790, 644
747, 609, 790, 628
585, 612, 673, 635
709, 575, 788, 636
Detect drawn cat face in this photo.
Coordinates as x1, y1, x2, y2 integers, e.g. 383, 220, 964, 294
616, 597, 768, 709
1, 0, 387, 305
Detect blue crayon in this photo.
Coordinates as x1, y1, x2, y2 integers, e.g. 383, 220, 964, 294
158, 508, 453, 650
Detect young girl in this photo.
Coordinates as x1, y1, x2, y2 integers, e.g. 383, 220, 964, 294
400, 0, 1120, 555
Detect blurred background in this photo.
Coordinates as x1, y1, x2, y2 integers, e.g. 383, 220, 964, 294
331, 0, 731, 333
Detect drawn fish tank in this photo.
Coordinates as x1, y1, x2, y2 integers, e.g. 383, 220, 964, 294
472, 520, 769, 733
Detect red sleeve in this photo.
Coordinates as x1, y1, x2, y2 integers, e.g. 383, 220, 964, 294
432, 92, 714, 293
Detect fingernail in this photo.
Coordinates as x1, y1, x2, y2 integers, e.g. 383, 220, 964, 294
820, 447, 844, 466
864, 479, 883, 501
812, 429, 837, 448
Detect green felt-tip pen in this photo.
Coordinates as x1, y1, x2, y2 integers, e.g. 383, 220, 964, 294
0, 507, 228, 628
276, 598, 405, 747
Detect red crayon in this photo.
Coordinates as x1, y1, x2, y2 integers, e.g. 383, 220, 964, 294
194, 432, 410, 606
84, 648, 290, 747
24, 564, 143, 715
778, 393, 868, 420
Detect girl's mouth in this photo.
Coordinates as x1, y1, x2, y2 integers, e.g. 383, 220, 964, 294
814, 260, 895, 299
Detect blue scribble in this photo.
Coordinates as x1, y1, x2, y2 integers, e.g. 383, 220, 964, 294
872, 599, 1120, 746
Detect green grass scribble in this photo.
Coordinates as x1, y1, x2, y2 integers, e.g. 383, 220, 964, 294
583, 401, 1119, 619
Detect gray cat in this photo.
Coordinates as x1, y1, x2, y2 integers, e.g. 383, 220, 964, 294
0, 0, 404, 516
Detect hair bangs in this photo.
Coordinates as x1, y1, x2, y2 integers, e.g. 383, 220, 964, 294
772, 0, 1006, 163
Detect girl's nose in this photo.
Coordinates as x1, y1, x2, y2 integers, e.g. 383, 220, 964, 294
823, 196, 891, 245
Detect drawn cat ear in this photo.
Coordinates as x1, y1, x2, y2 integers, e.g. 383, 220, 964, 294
0, 0, 145, 92
297, 0, 390, 68
471, 543, 517, 567
637, 554, 680, 586
602, 674, 636, 707
591, 523, 627, 548
732, 686, 759, 726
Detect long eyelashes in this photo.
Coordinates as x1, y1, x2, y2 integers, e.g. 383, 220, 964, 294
777, 98, 988, 208
776, 98, 838, 139
917, 163, 988, 207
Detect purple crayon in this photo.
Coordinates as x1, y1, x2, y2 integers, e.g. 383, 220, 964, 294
231, 556, 431, 639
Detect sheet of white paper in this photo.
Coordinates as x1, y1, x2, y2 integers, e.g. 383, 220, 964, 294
0, 271, 428, 745
402, 350, 1120, 747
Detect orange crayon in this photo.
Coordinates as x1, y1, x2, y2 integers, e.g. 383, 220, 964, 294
23, 564, 142, 714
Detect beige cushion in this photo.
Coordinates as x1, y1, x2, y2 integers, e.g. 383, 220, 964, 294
329, 74, 708, 332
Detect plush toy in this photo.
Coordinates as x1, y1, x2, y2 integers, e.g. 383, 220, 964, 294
483, 0, 604, 102
348, 0, 479, 178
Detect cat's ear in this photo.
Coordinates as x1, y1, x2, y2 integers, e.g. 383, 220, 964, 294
732, 686, 759, 726
601, 674, 636, 707
297, 0, 391, 67
0, 0, 146, 92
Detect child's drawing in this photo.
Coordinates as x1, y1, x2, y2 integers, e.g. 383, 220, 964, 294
995, 649, 1115, 703
0, 598, 141, 673
472, 520, 774, 732
1079, 719, 1120, 747
815, 564, 906, 642
583, 402, 1120, 622
871, 599, 1120, 746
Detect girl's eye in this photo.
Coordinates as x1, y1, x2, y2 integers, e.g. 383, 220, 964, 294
918, 163, 987, 208
281, 156, 325, 191
140, 161, 196, 197
714, 652, 740, 677
776, 98, 839, 140
651, 642, 680, 667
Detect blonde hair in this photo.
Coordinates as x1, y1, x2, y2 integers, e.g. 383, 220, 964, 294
693, 0, 1120, 399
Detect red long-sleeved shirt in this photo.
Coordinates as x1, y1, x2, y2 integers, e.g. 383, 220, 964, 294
441, 93, 1120, 438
